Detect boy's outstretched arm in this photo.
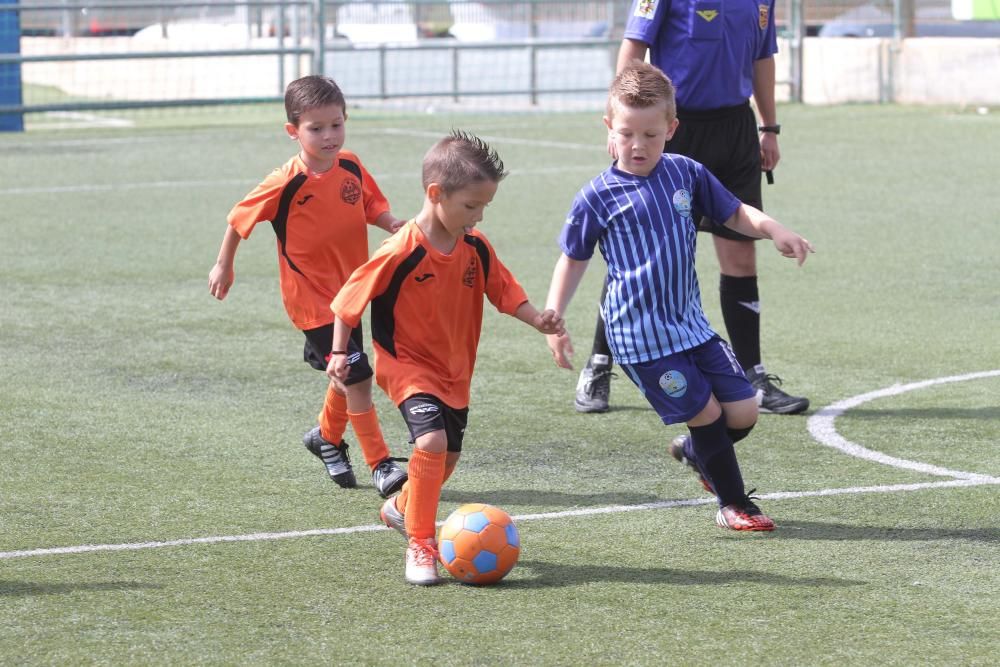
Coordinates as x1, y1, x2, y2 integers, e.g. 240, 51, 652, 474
512, 302, 565, 336
544, 254, 590, 369
374, 211, 407, 234
724, 204, 815, 266
209, 225, 242, 300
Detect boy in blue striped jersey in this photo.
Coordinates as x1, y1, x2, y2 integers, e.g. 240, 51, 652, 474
545, 62, 813, 530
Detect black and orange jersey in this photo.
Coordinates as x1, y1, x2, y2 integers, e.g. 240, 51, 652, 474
227, 150, 390, 330
332, 221, 529, 409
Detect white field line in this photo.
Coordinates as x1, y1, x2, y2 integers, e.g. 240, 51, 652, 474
1, 478, 997, 561
807, 370, 1000, 482
0, 124, 594, 153
0, 164, 597, 196
379, 126, 598, 152
32, 111, 136, 130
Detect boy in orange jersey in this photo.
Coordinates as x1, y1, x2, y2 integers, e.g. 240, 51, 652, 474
328, 130, 564, 585
208, 75, 407, 498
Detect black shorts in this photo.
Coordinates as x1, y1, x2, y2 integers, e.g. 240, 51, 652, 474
398, 394, 468, 453
666, 102, 762, 242
302, 322, 374, 385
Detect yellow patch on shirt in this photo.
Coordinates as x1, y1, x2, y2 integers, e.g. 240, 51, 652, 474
696, 9, 719, 21
634, 0, 659, 20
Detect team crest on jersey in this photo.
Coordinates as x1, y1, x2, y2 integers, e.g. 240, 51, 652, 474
672, 189, 692, 219
759, 4, 770, 29
659, 370, 688, 398
634, 0, 658, 20
462, 258, 478, 287
341, 179, 361, 204
696, 9, 719, 21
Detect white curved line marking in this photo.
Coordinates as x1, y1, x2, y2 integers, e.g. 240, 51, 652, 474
4, 372, 998, 561
807, 370, 1000, 482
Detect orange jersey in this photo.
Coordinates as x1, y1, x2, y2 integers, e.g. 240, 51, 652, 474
332, 222, 529, 408
227, 150, 390, 330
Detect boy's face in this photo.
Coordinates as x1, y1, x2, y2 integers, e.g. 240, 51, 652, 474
429, 179, 499, 237
604, 102, 678, 177
285, 103, 346, 172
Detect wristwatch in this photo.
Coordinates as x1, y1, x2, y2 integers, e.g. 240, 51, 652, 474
758, 124, 781, 134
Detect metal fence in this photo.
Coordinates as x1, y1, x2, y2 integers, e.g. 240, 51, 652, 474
1, 0, 998, 129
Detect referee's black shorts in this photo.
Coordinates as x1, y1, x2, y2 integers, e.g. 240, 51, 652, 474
666, 101, 762, 242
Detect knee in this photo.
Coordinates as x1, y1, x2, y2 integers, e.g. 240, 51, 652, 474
415, 429, 448, 454
727, 422, 755, 444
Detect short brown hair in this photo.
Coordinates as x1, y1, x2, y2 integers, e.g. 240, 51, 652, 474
284, 75, 346, 126
607, 60, 676, 120
422, 130, 507, 194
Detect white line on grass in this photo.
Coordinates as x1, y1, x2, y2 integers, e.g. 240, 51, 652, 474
379, 127, 598, 152
2, 479, 997, 561
4, 375, 997, 561
807, 370, 1000, 482
0, 165, 597, 196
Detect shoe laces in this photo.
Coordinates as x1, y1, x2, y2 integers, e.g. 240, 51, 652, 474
584, 368, 617, 398
320, 441, 350, 465
756, 372, 785, 390
376, 456, 409, 471
409, 538, 438, 566
736, 488, 763, 515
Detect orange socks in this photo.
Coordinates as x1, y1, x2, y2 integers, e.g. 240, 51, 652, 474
403, 449, 446, 540
318, 386, 348, 445
394, 456, 455, 516
348, 406, 391, 470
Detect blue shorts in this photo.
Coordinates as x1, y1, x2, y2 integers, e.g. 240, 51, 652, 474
619, 336, 755, 425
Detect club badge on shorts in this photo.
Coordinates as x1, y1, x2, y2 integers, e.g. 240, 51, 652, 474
659, 370, 688, 398
759, 4, 770, 29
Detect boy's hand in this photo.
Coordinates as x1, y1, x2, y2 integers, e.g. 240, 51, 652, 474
771, 229, 815, 266
326, 354, 350, 383
389, 217, 407, 233
547, 331, 574, 370
535, 309, 565, 336
209, 263, 234, 300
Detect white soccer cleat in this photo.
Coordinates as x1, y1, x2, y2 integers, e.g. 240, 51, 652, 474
405, 537, 441, 585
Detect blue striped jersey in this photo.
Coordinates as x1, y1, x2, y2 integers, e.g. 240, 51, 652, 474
559, 154, 741, 364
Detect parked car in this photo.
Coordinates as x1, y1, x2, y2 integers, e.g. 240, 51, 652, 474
818, 3, 1000, 37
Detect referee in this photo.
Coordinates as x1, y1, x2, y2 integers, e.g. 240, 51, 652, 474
573, 0, 809, 417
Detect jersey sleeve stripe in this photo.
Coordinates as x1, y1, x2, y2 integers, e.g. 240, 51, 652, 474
269, 172, 309, 276
370, 244, 427, 358
462, 234, 491, 282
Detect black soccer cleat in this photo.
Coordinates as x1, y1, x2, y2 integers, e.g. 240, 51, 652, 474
668, 434, 714, 494
372, 457, 408, 498
574, 354, 615, 413
302, 426, 357, 488
747, 366, 810, 415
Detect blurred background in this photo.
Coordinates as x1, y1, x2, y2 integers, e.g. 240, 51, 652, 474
2, 0, 999, 132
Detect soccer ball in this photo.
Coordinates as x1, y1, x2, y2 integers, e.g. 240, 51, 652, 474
438, 503, 520, 585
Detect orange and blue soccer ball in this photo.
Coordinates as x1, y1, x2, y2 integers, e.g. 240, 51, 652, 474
438, 503, 520, 585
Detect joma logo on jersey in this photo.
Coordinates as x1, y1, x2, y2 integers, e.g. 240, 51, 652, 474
341, 180, 361, 204
462, 259, 477, 287
696, 9, 719, 21
296, 194, 314, 205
